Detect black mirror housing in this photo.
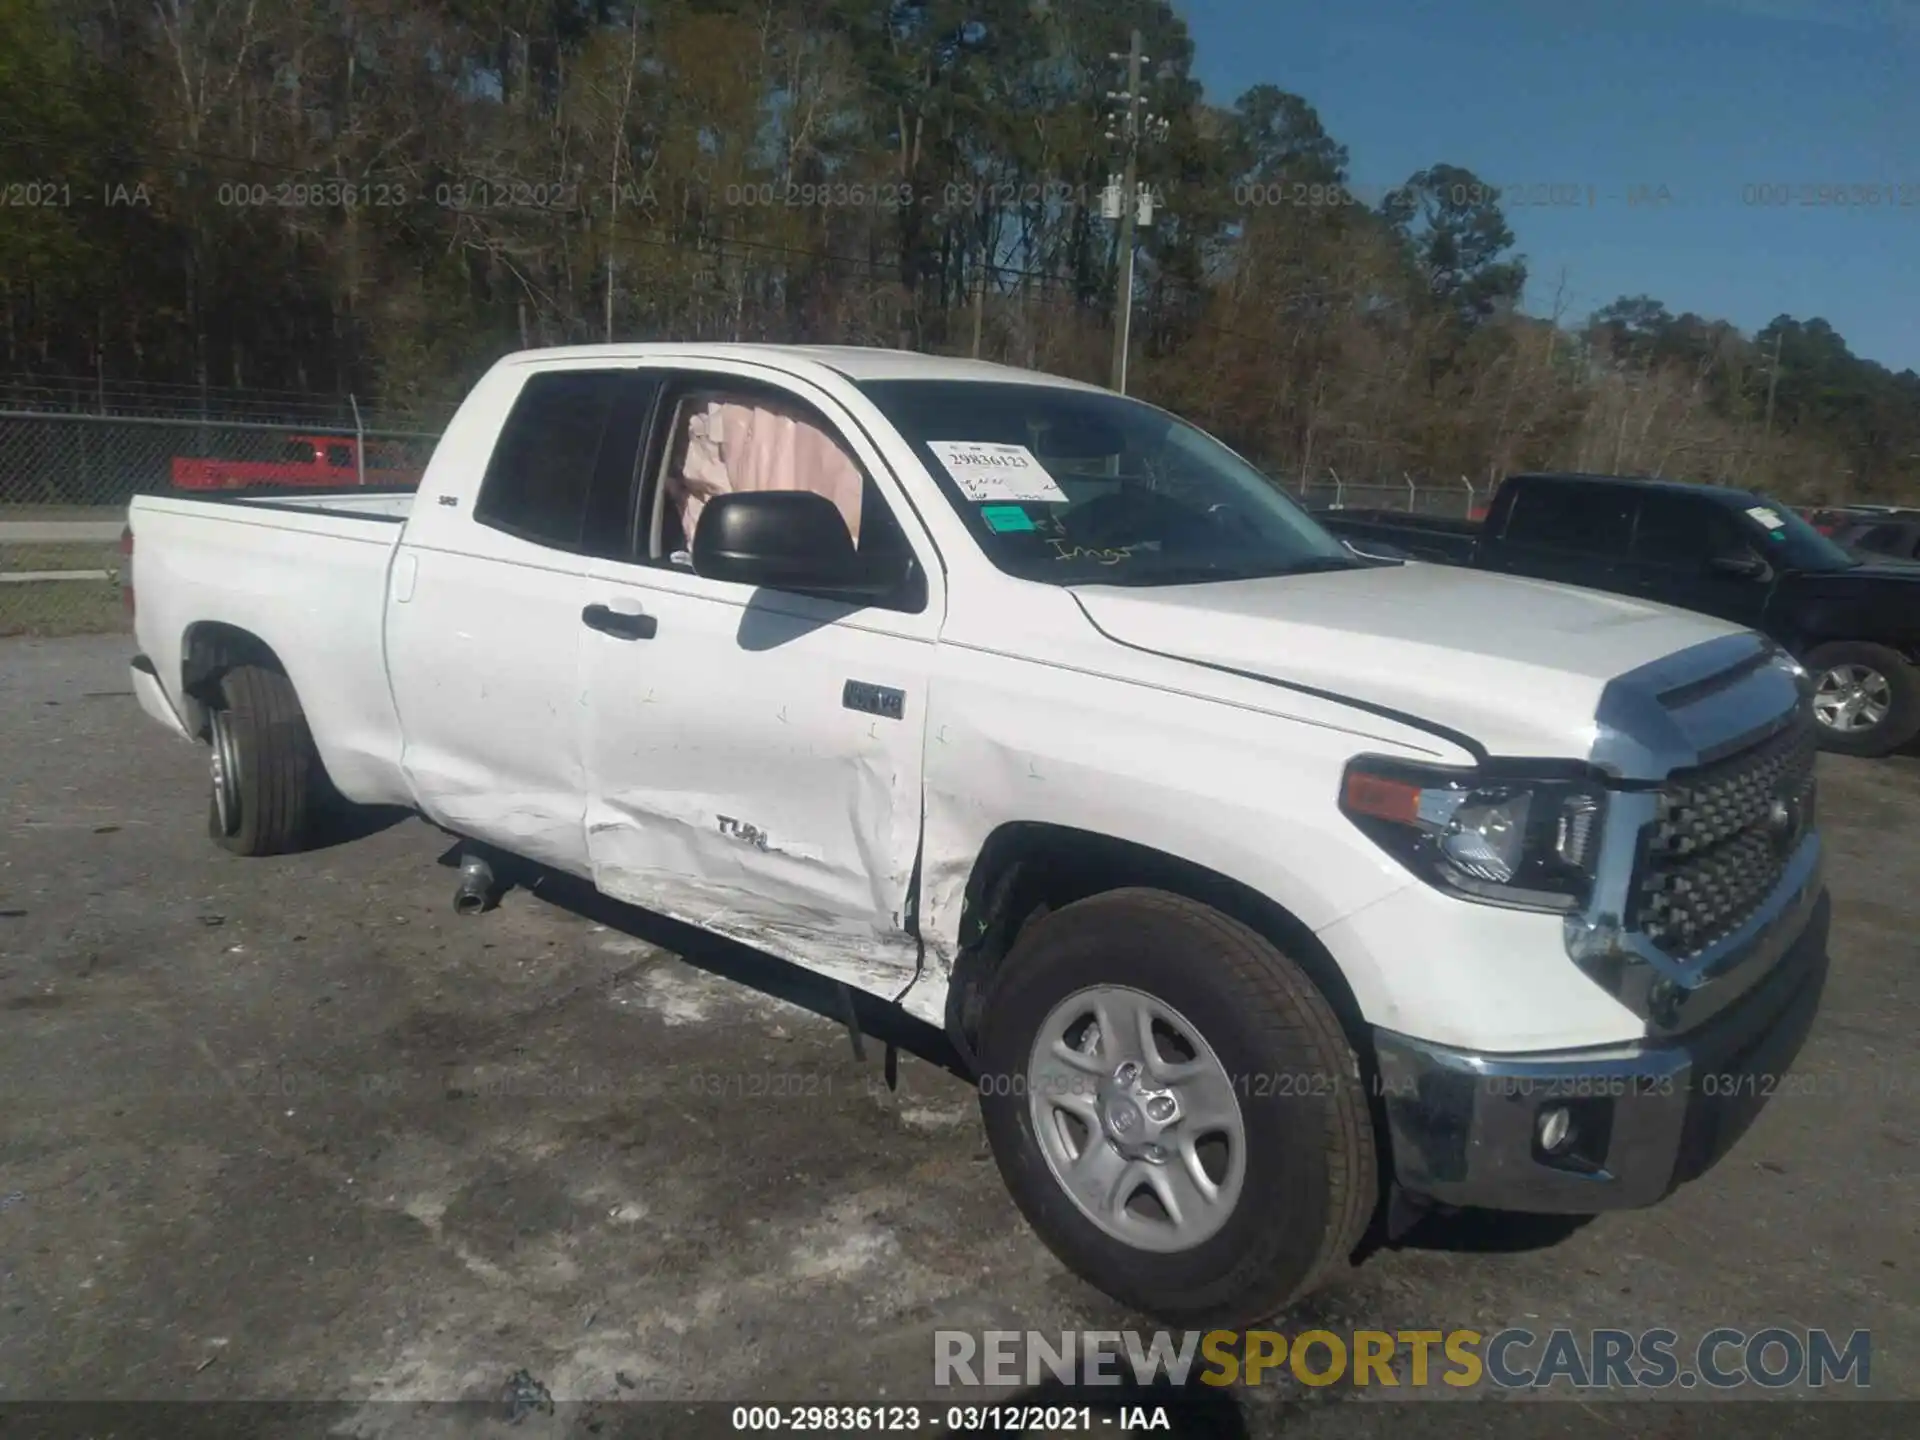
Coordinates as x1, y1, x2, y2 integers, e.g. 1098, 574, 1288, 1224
691, 490, 900, 599
1709, 552, 1771, 581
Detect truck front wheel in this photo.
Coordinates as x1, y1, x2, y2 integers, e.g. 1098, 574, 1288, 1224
976, 888, 1377, 1327
206, 664, 317, 856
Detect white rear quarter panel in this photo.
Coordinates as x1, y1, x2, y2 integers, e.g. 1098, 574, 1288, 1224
130, 496, 412, 804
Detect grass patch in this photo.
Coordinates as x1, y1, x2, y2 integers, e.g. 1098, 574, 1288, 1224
0, 543, 128, 636
2, 543, 122, 572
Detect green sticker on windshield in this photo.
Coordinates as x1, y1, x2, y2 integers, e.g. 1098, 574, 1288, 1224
981, 504, 1037, 533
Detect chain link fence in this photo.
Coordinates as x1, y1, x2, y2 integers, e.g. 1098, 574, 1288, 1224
1, 410, 439, 637
1289, 473, 1489, 518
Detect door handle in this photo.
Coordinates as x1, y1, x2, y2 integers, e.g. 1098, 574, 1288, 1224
581, 603, 658, 640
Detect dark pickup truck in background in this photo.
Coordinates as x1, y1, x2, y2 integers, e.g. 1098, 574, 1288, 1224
1830, 512, 1920, 565
1320, 471, 1920, 757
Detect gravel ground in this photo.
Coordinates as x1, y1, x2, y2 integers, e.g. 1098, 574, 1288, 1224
1, 635, 1914, 1437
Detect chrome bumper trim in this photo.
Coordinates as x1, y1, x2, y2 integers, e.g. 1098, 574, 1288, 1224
1377, 889, 1828, 1213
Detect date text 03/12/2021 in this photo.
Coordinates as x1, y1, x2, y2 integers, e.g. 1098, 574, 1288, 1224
728, 1407, 1175, 1432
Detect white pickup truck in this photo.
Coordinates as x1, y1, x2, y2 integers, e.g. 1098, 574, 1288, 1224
127, 344, 1829, 1325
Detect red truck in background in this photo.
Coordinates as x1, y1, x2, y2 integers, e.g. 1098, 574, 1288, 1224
1800, 504, 1920, 536
170, 434, 422, 491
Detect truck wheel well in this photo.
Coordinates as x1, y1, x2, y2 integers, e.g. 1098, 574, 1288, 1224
181, 623, 292, 737
945, 823, 1370, 1072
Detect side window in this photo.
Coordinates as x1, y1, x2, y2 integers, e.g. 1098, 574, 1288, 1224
633, 377, 924, 611
1856, 523, 1913, 556
281, 440, 316, 463
326, 444, 353, 468
1631, 494, 1745, 567
1501, 484, 1635, 554
474, 370, 630, 552
651, 387, 864, 552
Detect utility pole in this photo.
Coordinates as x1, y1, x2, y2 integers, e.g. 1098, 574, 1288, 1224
1762, 329, 1784, 436
972, 260, 987, 358
1103, 32, 1170, 394
1108, 31, 1144, 393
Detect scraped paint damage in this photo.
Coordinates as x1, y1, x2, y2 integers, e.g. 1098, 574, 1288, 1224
591, 859, 919, 1001
921, 729, 1037, 972
585, 751, 920, 1002
416, 785, 592, 877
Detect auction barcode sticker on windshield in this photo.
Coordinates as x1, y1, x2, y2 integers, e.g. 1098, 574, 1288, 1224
927, 441, 1069, 504
1746, 505, 1787, 530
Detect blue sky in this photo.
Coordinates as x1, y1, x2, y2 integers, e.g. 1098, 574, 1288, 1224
1173, 0, 1918, 372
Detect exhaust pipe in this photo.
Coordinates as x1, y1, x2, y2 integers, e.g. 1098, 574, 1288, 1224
453, 852, 500, 915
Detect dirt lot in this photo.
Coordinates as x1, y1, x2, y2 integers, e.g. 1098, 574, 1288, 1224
1, 635, 1915, 1435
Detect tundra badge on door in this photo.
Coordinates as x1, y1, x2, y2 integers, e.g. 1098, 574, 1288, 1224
717, 815, 771, 851
843, 680, 906, 721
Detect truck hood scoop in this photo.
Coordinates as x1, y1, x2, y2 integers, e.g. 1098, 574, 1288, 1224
1070, 562, 1746, 759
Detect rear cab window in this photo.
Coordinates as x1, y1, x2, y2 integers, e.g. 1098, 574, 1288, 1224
1498, 481, 1635, 555
473, 369, 660, 557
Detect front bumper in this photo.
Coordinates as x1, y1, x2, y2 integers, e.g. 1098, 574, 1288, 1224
1374, 888, 1829, 1213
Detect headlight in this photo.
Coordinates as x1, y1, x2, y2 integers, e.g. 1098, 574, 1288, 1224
1340, 757, 1607, 911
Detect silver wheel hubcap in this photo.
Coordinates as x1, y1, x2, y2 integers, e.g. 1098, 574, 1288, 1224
1813, 664, 1892, 733
209, 709, 242, 835
1025, 985, 1247, 1253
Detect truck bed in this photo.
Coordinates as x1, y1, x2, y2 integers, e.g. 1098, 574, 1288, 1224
155, 486, 418, 522
128, 486, 415, 806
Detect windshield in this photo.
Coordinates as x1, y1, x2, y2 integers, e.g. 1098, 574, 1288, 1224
1746, 495, 1858, 573
859, 379, 1358, 587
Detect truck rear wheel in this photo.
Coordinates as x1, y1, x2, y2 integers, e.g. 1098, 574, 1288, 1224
1806, 641, 1920, 758
976, 888, 1377, 1327
206, 664, 317, 856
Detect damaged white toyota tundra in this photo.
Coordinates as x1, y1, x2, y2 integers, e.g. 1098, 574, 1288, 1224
127, 344, 1829, 1325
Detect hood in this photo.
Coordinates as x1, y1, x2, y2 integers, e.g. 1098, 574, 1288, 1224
1071, 562, 1749, 758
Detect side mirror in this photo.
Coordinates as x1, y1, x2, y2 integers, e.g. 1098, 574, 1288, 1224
691, 490, 900, 600
1709, 552, 1772, 581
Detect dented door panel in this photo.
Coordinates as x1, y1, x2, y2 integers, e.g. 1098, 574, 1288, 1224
578, 563, 935, 1000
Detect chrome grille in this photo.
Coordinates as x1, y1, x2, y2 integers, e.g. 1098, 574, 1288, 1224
1629, 720, 1818, 960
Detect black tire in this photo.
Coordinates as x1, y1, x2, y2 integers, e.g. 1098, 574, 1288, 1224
1805, 641, 1920, 758
976, 888, 1377, 1327
206, 664, 317, 856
